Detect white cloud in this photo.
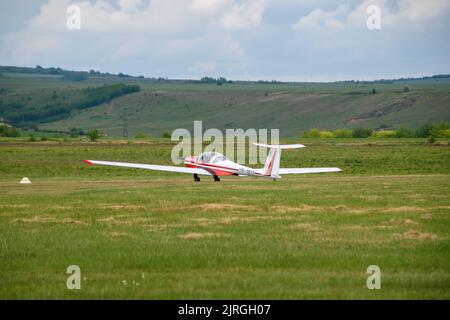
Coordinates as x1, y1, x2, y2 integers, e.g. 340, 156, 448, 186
221, 0, 268, 30
0, 0, 268, 70
292, 4, 348, 30
191, 0, 231, 14
1, 0, 449, 81
118, 0, 143, 13
347, 0, 450, 30
293, 0, 450, 32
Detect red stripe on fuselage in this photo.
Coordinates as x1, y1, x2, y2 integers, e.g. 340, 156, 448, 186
185, 160, 239, 174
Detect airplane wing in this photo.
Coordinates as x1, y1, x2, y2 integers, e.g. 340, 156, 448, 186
83, 160, 212, 175
278, 167, 342, 174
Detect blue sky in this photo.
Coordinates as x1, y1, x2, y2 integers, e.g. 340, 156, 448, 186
1, 0, 449, 81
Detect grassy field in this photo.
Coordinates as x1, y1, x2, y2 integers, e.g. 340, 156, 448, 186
0, 139, 449, 299
1, 72, 450, 137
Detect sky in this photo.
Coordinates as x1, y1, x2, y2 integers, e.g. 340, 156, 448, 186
1, 0, 450, 82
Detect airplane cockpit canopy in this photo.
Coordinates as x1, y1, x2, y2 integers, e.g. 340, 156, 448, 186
197, 151, 228, 164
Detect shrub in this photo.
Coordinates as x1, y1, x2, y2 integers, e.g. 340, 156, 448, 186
333, 129, 353, 138
395, 128, 413, 138
431, 128, 450, 138
162, 132, 171, 138
319, 130, 334, 138
415, 124, 433, 138
352, 128, 373, 138
372, 130, 396, 138
430, 122, 450, 138
69, 128, 79, 138
303, 128, 321, 138
87, 129, 100, 142
135, 132, 147, 139
40, 136, 48, 141
29, 134, 36, 142
0, 125, 20, 137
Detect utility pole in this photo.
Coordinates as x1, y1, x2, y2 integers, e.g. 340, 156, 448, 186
122, 107, 128, 138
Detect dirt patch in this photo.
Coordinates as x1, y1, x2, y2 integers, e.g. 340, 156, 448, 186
99, 204, 146, 210
96, 216, 154, 226
101, 231, 129, 238
403, 219, 418, 225
271, 205, 315, 213
53, 206, 75, 210
382, 218, 421, 227
356, 195, 382, 201
288, 223, 323, 232
386, 206, 426, 213
421, 213, 433, 220
179, 232, 229, 240
341, 225, 369, 231
271, 204, 365, 214
394, 230, 441, 241
0, 204, 30, 209
193, 203, 257, 211
191, 215, 294, 227
11, 216, 87, 225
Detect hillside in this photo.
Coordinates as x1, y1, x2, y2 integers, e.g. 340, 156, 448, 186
1, 68, 450, 137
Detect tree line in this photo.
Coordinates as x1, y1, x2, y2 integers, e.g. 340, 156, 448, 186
0, 84, 140, 126
303, 123, 450, 139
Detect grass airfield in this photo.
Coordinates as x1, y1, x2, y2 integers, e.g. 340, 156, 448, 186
0, 139, 449, 299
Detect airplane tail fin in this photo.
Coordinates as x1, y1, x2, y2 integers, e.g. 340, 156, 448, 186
254, 143, 305, 178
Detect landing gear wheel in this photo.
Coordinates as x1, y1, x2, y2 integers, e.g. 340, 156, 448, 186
194, 174, 201, 182
213, 175, 220, 182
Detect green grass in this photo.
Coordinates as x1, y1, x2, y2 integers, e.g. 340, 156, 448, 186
0, 139, 449, 299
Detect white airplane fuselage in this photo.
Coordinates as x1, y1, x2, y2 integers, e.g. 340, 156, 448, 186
184, 155, 260, 177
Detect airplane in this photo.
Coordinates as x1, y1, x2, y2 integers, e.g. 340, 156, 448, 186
83, 143, 342, 181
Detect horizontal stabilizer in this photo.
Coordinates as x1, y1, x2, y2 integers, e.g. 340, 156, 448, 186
253, 143, 305, 149
278, 167, 342, 174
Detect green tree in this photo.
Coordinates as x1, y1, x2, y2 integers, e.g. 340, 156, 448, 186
352, 128, 373, 138
0, 125, 20, 137
415, 124, 432, 138
135, 132, 147, 139
69, 128, 79, 138
87, 129, 100, 142
395, 128, 413, 138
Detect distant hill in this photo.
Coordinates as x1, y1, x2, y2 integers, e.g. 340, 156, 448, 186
1, 66, 449, 137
